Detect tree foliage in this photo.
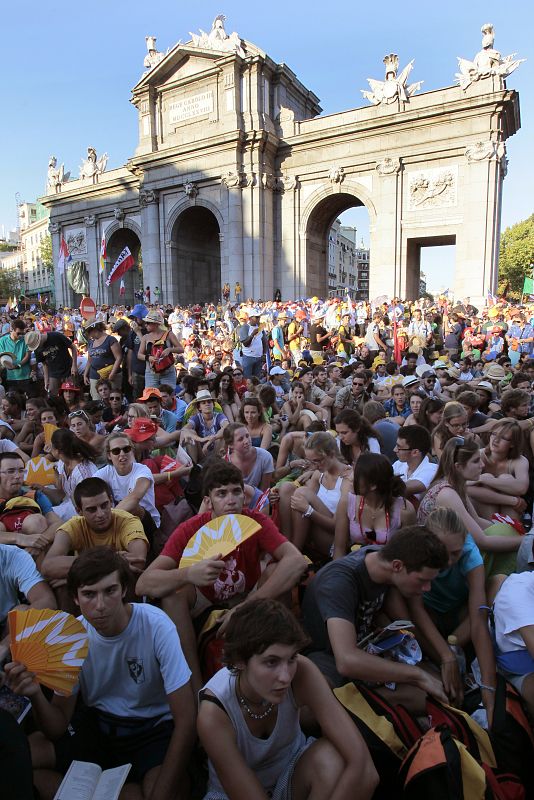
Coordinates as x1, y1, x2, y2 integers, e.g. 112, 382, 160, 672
0, 265, 20, 299
498, 214, 534, 294
40, 234, 53, 274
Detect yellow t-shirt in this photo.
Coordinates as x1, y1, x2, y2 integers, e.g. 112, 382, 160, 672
58, 509, 148, 553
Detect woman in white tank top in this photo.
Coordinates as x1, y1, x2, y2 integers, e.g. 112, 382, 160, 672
198, 598, 377, 800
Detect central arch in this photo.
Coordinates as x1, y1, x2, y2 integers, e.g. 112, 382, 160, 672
303, 189, 374, 299
171, 207, 221, 305
106, 227, 142, 305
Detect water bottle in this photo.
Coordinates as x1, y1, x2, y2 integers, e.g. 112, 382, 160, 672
447, 635, 466, 678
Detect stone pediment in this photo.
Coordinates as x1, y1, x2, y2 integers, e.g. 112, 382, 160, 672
132, 38, 264, 94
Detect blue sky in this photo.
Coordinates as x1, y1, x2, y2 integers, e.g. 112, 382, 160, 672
2, 0, 532, 292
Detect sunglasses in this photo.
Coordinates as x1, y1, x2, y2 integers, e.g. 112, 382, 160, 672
109, 445, 133, 456
69, 410, 89, 421
452, 436, 465, 459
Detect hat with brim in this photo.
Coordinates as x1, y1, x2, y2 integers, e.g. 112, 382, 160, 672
137, 387, 163, 402
185, 389, 215, 415
24, 331, 42, 351
476, 381, 493, 394
269, 366, 286, 376
60, 380, 80, 393
402, 375, 420, 388
82, 315, 104, 330
144, 310, 165, 325
484, 364, 506, 381
125, 417, 159, 442
447, 367, 461, 379
433, 360, 448, 370
128, 304, 149, 320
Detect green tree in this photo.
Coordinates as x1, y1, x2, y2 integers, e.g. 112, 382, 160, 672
498, 214, 534, 295
0, 266, 20, 299
40, 234, 53, 274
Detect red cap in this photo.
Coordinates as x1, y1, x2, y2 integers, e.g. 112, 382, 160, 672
124, 417, 159, 442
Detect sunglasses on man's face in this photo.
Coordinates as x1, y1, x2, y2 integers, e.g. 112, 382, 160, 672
110, 445, 133, 456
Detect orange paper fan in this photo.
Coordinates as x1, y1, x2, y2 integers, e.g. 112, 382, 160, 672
180, 514, 261, 568
9, 608, 89, 696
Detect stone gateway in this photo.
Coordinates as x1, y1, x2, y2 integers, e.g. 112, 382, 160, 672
42, 18, 521, 307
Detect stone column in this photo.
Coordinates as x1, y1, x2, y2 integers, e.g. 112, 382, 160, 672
221, 173, 245, 296
139, 189, 161, 302
49, 222, 64, 307
83, 215, 99, 298
369, 157, 401, 300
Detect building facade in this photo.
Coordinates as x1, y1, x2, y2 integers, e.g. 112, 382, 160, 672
328, 223, 370, 300
41, 19, 520, 309
18, 203, 52, 300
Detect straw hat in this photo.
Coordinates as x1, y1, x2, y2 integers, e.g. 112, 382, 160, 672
484, 363, 506, 381
144, 310, 165, 325
24, 331, 43, 351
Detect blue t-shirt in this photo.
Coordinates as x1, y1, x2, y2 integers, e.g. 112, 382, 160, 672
423, 534, 483, 614
20, 487, 53, 515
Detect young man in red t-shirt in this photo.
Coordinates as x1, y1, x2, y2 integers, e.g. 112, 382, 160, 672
136, 461, 306, 694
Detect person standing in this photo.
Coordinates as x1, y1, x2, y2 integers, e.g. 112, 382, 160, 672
0, 320, 31, 394
25, 330, 78, 396
239, 309, 264, 379
138, 310, 182, 390
234, 281, 242, 303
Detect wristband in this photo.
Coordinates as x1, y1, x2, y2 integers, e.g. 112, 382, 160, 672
302, 505, 314, 518
479, 683, 496, 693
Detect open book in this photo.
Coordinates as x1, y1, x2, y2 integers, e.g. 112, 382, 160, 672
54, 761, 131, 800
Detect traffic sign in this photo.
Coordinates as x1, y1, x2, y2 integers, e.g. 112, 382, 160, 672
80, 297, 96, 319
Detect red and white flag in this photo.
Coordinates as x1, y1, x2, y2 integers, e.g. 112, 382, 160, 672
106, 246, 134, 286
99, 234, 106, 273
119, 278, 125, 296
57, 237, 71, 275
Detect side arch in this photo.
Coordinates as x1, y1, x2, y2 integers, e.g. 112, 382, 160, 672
299, 180, 377, 237
104, 218, 143, 240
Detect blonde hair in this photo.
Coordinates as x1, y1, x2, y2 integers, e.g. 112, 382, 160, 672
425, 508, 468, 541
127, 403, 149, 419
304, 431, 338, 458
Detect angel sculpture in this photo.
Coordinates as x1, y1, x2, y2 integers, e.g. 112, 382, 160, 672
455, 24, 525, 91
189, 15, 246, 59
47, 156, 70, 194
362, 54, 423, 106
79, 147, 108, 183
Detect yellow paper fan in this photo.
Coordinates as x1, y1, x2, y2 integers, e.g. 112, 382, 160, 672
180, 514, 262, 568
43, 423, 59, 446
9, 608, 89, 696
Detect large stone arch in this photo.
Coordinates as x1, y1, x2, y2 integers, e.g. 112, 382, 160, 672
168, 204, 222, 305
105, 224, 142, 305
165, 196, 225, 242
299, 183, 376, 298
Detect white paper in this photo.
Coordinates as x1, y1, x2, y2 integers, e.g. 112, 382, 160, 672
54, 761, 131, 800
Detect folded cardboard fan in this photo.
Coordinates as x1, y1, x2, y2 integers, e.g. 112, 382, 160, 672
9, 608, 89, 696
180, 514, 261, 567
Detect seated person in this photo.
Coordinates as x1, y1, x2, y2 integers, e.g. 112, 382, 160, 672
42, 477, 148, 595
30, 406, 61, 459
492, 570, 534, 716
15, 397, 48, 455
0, 452, 61, 566
198, 598, 378, 800
159, 383, 187, 426
0, 436, 29, 462
138, 387, 179, 433
333, 453, 414, 558
136, 461, 307, 695
392, 424, 438, 504
101, 388, 127, 432
223, 423, 274, 492
46, 429, 99, 521
0, 543, 56, 665
95, 431, 160, 538
5, 548, 196, 800
302, 526, 449, 714
179, 390, 229, 463
405, 508, 497, 726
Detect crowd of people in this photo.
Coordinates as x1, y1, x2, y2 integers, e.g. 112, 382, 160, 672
1, 290, 534, 799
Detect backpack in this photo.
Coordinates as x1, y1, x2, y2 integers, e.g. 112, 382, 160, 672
489, 675, 534, 796
334, 681, 421, 797
0, 493, 41, 532
399, 725, 525, 800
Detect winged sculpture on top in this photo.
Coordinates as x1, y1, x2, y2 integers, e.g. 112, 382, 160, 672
455, 24, 525, 91
362, 54, 423, 106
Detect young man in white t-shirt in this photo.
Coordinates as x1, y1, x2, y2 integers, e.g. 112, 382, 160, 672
6, 547, 196, 800
493, 572, 534, 715
392, 425, 438, 503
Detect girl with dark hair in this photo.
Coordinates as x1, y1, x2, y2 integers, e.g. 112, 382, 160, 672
14, 397, 48, 455
198, 598, 378, 800
223, 422, 274, 492
334, 409, 380, 466
431, 401, 477, 459
414, 396, 444, 434
418, 437, 521, 577
334, 452, 414, 558
48, 428, 99, 521
213, 371, 240, 423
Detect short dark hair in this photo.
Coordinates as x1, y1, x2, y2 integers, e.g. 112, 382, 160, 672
510, 372, 531, 388
501, 389, 529, 414
397, 424, 431, 455
67, 547, 132, 598
222, 598, 309, 669
379, 526, 448, 573
202, 461, 244, 495
456, 391, 480, 410
73, 477, 113, 510
0, 452, 25, 468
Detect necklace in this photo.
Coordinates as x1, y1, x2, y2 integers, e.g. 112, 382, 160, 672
236, 676, 274, 720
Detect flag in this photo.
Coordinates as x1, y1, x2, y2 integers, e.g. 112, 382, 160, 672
99, 234, 106, 273
119, 278, 125, 296
522, 276, 534, 296
486, 289, 497, 307
106, 246, 134, 286
57, 237, 71, 275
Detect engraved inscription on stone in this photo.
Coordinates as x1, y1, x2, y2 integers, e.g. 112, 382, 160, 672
169, 91, 214, 124
408, 166, 457, 210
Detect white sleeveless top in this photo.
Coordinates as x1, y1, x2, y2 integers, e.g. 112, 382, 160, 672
202, 667, 306, 797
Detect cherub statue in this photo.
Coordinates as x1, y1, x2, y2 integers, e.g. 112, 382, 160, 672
362, 54, 423, 105
47, 156, 70, 194
455, 24, 525, 91
79, 147, 108, 183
